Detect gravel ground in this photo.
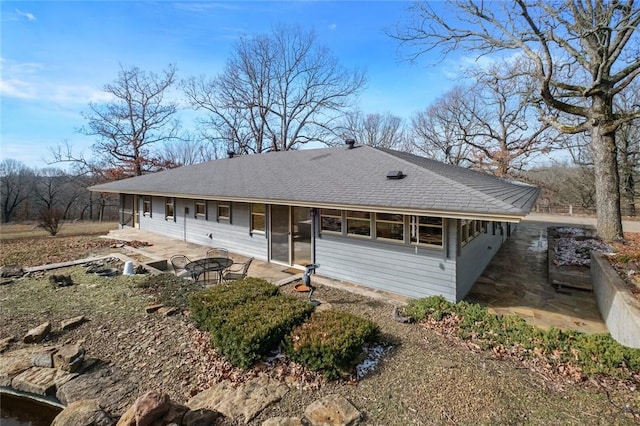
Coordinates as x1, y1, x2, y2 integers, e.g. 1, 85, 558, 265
1, 264, 638, 425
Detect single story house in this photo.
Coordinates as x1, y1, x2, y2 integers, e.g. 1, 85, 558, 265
89, 142, 539, 302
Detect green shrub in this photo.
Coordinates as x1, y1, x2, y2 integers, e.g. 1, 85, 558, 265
576, 333, 640, 375
189, 277, 279, 330
284, 310, 380, 380
401, 295, 455, 321
213, 295, 314, 369
403, 296, 640, 378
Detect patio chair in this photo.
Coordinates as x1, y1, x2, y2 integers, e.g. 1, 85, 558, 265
222, 257, 254, 282
170, 255, 192, 279
206, 247, 228, 259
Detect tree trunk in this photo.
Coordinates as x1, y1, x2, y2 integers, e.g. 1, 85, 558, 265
617, 127, 636, 217
591, 123, 624, 241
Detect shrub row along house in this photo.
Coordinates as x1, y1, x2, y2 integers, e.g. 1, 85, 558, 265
90, 142, 539, 302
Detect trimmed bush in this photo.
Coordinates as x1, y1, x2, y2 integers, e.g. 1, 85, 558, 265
285, 310, 380, 379
213, 295, 314, 369
189, 277, 279, 330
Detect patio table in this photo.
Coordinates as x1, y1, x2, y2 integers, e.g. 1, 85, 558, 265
184, 257, 233, 283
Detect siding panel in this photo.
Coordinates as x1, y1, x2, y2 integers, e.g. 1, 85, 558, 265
139, 198, 267, 260
455, 221, 508, 300
316, 233, 456, 300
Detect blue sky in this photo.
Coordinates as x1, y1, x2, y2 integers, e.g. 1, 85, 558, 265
1, 1, 469, 169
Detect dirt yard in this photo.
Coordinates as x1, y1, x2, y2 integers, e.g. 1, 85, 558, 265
0, 222, 639, 425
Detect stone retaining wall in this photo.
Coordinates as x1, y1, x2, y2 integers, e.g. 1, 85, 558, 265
590, 252, 640, 348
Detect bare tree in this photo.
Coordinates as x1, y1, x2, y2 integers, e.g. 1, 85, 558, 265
160, 139, 220, 166
410, 86, 477, 167
393, 0, 640, 240
72, 64, 183, 177
336, 110, 407, 149
0, 159, 34, 223
183, 25, 366, 154
615, 82, 640, 216
411, 61, 556, 177
32, 168, 84, 221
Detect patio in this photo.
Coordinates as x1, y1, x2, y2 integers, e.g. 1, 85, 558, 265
104, 218, 609, 334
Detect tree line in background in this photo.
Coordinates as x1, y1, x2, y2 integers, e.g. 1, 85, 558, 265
0, 158, 118, 232
6, 3, 640, 241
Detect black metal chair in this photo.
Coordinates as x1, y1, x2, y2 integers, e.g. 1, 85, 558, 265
222, 257, 254, 282
206, 247, 228, 259
170, 255, 193, 279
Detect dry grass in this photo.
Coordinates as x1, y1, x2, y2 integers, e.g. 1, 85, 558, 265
0, 222, 118, 267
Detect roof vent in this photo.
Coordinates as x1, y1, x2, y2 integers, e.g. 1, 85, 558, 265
227, 150, 235, 159
345, 138, 356, 149
386, 170, 405, 180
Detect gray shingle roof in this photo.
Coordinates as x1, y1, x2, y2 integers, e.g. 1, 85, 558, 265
89, 145, 539, 219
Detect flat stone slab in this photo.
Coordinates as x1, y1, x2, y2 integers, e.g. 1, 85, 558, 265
61, 315, 87, 330
263, 417, 303, 426
0, 347, 38, 386
12, 366, 77, 395
51, 399, 113, 426
187, 375, 289, 424
24, 322, 52, 344
304, 394, 361, 426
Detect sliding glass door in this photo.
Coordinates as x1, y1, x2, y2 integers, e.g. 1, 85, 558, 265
270, 205, 312, 266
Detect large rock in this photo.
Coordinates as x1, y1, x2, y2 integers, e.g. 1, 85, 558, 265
61, 315, 87, 330
135, 391, 171, 426
188, 375, 289, 424
304, 394, 361, 426
117, 393, 188, 426
57, 370, 137, 417
0, 347, 39, 386
53, 344, 86, 372
1, 264, 24, 278
24, 322, 52, 343
11, 366, 77, 395
32, 348, 56, 368
51, 399, 113, 426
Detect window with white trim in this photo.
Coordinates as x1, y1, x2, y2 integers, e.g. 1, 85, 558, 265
320, 209, 342, 233
165, 197, 174, 220
410, 216, 443, 247
195, 200, 207, 219
346, 210, 371, 237
143, 196, 151, 217
375, 213, 404, 241
251, 203, 265, 233
217, 202, 230, 221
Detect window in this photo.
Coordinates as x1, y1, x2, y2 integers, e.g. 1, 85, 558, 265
217, 202, 230, 221
251, 203, 265, 233
376, 213, 404, 241
165, 197, 174, 220
411, 216, 443, 247
143, 196, 151, 217
320, 209, 342, 233
461, 219, 482, 245
195, 200, 207, 219
346, 210, 371, 237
